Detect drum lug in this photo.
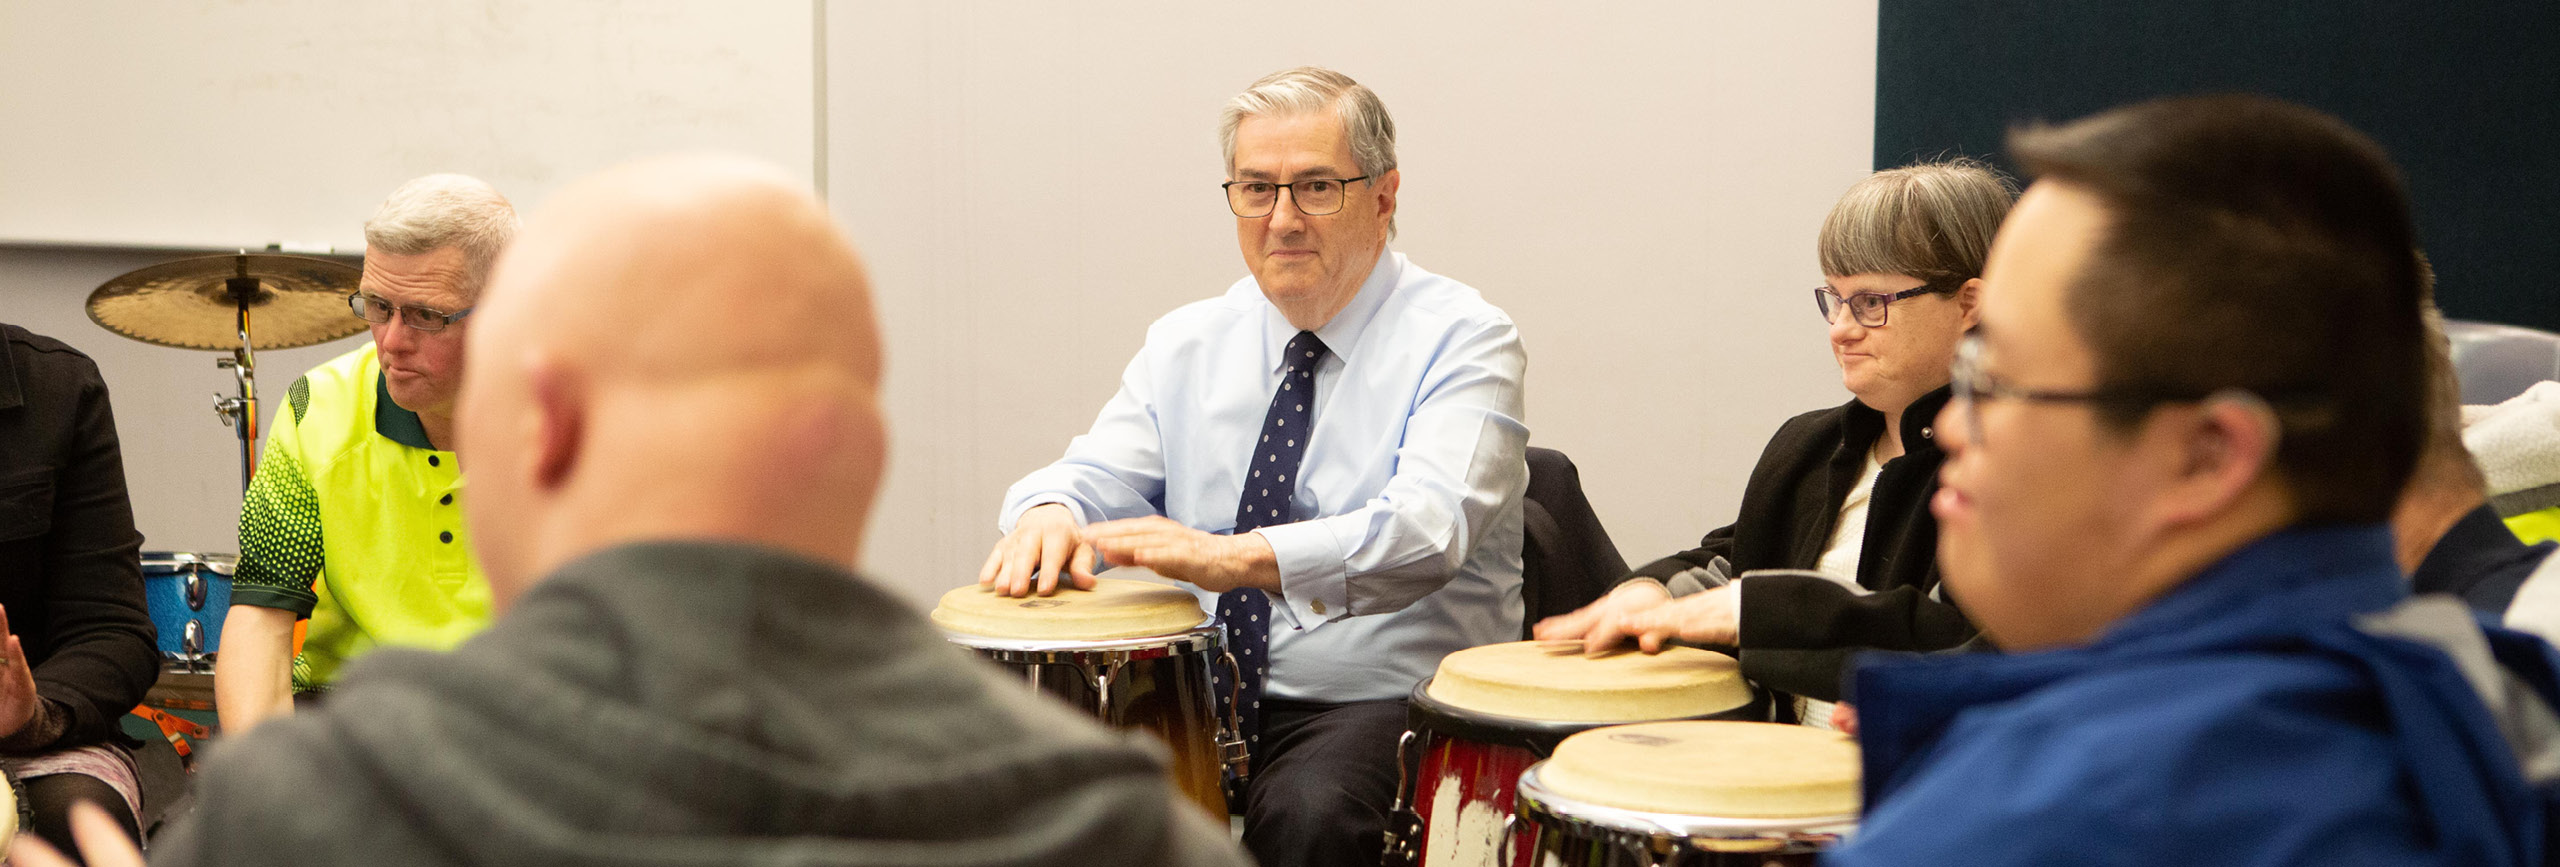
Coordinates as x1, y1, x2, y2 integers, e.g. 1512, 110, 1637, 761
182, 620, 206, 659
1215, 650, 1251, 780
1380, 728, 1426, 867
184, 568, 209, 610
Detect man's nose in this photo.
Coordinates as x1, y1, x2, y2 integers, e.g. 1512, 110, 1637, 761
1267, 188, 1309, 234
374, 317, 411, 353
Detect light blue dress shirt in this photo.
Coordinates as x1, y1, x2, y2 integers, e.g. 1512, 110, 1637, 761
1001, 249, 1529, 702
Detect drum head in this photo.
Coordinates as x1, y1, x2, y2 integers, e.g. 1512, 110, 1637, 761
1540, 721, 1859, 819
1423, 640, 1754, 723
931, 573, 1208, 640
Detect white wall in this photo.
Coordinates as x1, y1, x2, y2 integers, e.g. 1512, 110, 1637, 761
830, 1, 1875, 605
1, 1, 1878, 609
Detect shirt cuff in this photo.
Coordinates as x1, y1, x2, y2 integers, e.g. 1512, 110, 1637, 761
1256, 521, 1347, 626
1002, 495, 1093, 532
230, 584, 318, 619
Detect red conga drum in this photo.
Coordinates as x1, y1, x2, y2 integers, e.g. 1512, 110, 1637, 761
1383, 640, 1767, 867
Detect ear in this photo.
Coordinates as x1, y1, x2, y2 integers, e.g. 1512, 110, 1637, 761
1956, 277, 1984, 330
524, 356, 584, 492
2147, 390, 2282, 528
1373, 169, 1401, 222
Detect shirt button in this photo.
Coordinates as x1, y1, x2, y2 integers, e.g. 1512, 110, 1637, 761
439, 530, 453, 544
1920, 426, 1934, 440
428, 455, 441, 467
439, 494, 453, 506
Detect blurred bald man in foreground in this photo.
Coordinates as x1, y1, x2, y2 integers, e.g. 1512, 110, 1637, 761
84, 156, 1250, 867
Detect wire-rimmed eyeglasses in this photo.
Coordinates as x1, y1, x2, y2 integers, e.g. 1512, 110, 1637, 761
348, 292, 474, 333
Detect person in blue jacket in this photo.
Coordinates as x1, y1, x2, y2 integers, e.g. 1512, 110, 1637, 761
1828, 94, 2560, 866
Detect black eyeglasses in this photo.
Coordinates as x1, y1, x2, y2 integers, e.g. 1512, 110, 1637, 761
1222, 176, 1373, 218
1814, 283, 1946, 328
347, 292, 474, 333
1950, 334, 2207, 448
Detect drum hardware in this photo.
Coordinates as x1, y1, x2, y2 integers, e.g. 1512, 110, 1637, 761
1383, 729, 1427, 864
1509, 764, 1855, 867
1216, 649, 1250, 779
1508, 721, 1860, 866
85, 252, 366, 491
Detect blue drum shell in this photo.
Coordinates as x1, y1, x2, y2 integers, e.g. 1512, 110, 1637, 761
140, 552, 235, 660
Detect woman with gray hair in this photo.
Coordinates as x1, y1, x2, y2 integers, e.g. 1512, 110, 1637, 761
1537, 159, 2012, 728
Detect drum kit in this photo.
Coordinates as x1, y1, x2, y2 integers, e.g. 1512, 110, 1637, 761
83, 253, 369, 727
929, 583, 1864, 866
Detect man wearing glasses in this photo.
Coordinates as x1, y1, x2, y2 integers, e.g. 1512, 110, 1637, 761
981, 67, 1528, 867
1826, 96, 2560, 865
215, 175, 518, 735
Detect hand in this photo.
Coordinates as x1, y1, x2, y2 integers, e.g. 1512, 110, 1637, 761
1532, 580, 1672, 655
978, 503, 1098, 597
1830, 701, 1859, 736
0, 605, 40, 739
1615, 583, 1743, 652
1082, 517, 1278, 594
8, 800, 142, 867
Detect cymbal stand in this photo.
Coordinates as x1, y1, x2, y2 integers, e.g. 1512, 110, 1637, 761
212, 259, 261, 493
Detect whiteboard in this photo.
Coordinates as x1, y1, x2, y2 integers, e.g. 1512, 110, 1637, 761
0, 1, 815, 251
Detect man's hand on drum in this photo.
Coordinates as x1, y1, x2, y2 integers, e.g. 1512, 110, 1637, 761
1081, 516, 1280, 594
979, 503, 1099, 597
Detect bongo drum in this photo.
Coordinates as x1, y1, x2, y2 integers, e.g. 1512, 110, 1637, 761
1384, 640, 1767, 867
932, 574, 1245, 818
1512, 721, 1859, 866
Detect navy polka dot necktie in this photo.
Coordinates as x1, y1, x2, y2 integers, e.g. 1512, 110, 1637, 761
1216, 330, 1327, 755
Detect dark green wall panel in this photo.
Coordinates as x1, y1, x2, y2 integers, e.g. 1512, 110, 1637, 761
1876, 1, 2560, 331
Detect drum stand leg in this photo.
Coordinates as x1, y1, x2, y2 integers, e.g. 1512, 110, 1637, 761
212, 266, 262, 493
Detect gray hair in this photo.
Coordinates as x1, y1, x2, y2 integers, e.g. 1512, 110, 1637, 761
1218, 67, 1398, 233
363, 173, 519, 297
1817, 158, 2015, 287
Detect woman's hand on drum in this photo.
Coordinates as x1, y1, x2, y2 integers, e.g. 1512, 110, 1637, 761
1082, 516, 1281, 594
979, 503, 1100, 597
1616, 584, 1743, 651
1533, 579, 1672, 655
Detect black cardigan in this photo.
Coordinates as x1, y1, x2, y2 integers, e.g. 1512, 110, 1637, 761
1626, 385, 1976, 702
0, 325, 160, 751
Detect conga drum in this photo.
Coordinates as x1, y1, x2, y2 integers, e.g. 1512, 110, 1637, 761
1512, 721, 1859, 866
931, 575, 1245, 818
1385, 640, 1767, 867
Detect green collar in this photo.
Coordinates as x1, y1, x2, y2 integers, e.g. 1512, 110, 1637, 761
373, 372, 438, 451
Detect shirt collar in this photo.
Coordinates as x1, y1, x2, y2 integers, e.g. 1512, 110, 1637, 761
1264, 247, 1401, 374
374, 370, 438, 451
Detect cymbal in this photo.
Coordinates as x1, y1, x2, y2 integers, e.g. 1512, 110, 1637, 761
86, 254, 368, 351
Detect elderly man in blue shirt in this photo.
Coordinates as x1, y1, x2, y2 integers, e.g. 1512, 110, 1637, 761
980, 66, 1528, 867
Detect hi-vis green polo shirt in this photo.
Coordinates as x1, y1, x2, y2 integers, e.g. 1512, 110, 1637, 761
233, 343, 491, 691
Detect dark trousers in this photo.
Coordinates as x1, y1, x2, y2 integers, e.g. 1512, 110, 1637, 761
1241, 697, 1407, 867
23, 771, 140, 865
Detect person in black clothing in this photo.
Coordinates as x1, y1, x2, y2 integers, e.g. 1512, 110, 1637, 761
1537, 160, 2012, 724
0, 324, 162, 856
2393, 285, 2555, 611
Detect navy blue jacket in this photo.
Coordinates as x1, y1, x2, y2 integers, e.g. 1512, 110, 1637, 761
1831, 525, 2560, 867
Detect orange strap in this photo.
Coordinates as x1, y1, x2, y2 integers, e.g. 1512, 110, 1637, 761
130, 704, 209, 758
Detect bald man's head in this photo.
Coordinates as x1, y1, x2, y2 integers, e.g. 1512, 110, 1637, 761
459, 155, 888, 607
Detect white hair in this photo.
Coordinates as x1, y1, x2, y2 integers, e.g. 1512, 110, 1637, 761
1218, 66, 1398, 233
362, 173, 519, 296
